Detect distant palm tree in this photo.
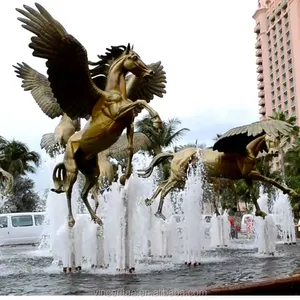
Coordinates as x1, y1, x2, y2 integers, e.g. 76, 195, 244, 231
135, 115, 190, 180
269, 112, 299, 183
0, 137, 41, 178
135, 115, 190, 156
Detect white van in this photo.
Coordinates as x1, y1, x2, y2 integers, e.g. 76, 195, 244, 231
0, 212, 46, 246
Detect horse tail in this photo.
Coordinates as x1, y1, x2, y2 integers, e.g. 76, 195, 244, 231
51, 162, 66, 194
137, 152, 174, 178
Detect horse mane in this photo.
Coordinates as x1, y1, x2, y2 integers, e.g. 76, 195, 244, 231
88, 45, 129, 89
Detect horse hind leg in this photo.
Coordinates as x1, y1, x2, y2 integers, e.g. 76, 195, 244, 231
82, 175, 102, 226
65, 171, 78, 228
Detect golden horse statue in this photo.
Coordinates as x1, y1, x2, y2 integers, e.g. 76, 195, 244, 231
91, 132, 153, 212
0, 167, 14, 195
137, 119, 298, 220
16, 3, 164, 227
13, 62, 82, 157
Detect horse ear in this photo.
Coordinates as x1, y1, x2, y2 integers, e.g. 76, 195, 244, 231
126, 43, 131, 54
131, 44, 134, 50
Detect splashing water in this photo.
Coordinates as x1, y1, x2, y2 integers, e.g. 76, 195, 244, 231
38, 150, 210, 272
272, 191, 296, 244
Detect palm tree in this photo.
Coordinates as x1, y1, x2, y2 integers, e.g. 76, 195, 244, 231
0, 137, 41, 178
269, 112, 299, 183
135, 115, 190, 180
135, 115, 190, 156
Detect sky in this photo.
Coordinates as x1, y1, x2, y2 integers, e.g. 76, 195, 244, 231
0, 0, 259, 193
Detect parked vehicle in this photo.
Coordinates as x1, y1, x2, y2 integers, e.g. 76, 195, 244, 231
0, 212, 46, 246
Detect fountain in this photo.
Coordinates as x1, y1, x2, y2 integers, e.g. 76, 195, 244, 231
272, 191, 296, 245
210, 211, 230, 248
38, 151, 209, 272
252, 191, 277, 255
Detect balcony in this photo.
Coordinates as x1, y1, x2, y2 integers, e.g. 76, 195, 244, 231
259, 107, 266, 114
256, 57, 263, 65
258, 90, 265, 98
256, 49, 262, 57
259, 99, 265, 106
255, 40, 262, 49
256, 65, 263, 73
254, 23, 260, 34
257, 74, 264, 81
258, 82, 264, 89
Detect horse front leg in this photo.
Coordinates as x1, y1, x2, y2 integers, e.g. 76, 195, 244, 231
116, 100, 162, 129
119, 122, 134, 186
145, 180, 168, 206
244, 178, 266, 218
155, 179, 179, 220
248, 170, 298, 197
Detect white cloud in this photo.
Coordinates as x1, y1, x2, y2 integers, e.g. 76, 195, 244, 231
0, 0, 259, 192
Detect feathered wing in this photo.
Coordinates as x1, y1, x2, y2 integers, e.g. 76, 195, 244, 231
13, 62, 63, 119
16, 3, 103, 119
213, 119, 294, 153
102, 132, 152, 160
0, 167, 14, 195
40, 133, 63, 157
126, 61, 167, 102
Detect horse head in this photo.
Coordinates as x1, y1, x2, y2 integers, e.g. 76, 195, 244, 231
120, 43, 154, 79
264, 134, 280, 156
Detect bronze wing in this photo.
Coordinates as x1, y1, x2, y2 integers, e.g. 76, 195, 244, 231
13, 62, 63, 119
213, 119, 294, 153
102, 132, 152, 160
126, 61, 167, 102
16, 3, 103, 119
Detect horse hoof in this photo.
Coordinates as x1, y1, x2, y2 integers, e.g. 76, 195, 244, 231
68, 218, 75, 228
188, 262, 191, 266
154, 212, 166, 221
63, 267, 67, 273
93, 217, 103, 226
119, 175, 126, 186
51, 188, 64, 194
145, 198, 152, 206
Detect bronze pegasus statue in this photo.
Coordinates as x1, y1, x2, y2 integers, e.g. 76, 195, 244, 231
137, 119, 298, 220
16, 3, 167, 228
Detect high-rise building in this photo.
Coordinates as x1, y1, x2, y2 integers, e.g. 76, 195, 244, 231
253, 0, 300, 124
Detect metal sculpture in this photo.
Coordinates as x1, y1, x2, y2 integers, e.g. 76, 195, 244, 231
138, 119, 298, 220
16, 3, 165, 227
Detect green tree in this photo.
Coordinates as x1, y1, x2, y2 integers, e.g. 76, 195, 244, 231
0, 137, 41, 178
135, 115, 190, 180
0, 176, 40, 213
135, 115, 190, 155
269, 112, 299, 183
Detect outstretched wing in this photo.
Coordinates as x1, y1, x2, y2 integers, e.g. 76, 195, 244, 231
13, 62, 63, 119
213, 119, 294, 153
16, 3, 103, 119
103, 132, 152, 160
126, 61, 167, 102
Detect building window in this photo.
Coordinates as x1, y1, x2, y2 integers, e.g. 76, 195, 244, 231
272, 99, 276, 107
291, 96, 295, 106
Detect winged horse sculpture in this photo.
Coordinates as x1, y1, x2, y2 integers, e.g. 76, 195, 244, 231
137, 119, 298, 220
16, 3, 165, 227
